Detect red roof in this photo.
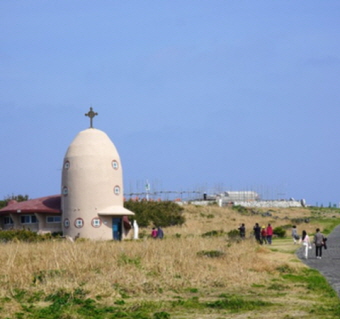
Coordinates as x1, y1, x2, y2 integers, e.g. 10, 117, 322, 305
0, 195, 132, 229
0, 195, 61, 214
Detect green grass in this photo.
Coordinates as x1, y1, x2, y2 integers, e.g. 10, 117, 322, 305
282, 269, 338, 298
205, 296, 272, 312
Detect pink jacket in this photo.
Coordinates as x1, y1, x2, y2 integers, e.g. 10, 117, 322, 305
266, 226, 273, 236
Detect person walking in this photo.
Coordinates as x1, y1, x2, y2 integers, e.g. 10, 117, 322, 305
253, 223, 262, 244
300, 230, 311, 259
238, 223, 246, 239
292, 225, 299, 244
266, 224, 273, 245
314, 228, 325, 259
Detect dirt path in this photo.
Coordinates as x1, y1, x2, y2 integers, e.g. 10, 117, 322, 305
297, 224, 340, 297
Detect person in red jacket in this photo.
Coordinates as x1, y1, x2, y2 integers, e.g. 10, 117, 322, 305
266, 223, 273, 245
151, 227, 158, 239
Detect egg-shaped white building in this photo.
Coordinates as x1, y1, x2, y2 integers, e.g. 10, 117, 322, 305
61, 127, 134, 240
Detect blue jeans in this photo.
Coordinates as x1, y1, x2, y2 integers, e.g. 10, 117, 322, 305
267, 235, 272, 244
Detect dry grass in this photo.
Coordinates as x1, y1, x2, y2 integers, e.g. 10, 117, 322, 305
1, 236, 279, 297
168, 205, 319, 237
0, 205, 339, 318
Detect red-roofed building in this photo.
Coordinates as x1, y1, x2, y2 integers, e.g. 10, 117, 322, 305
0, 195, 62, 233
0, 194, 132, 235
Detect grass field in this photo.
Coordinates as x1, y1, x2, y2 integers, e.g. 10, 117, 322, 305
1, 205, 340, 318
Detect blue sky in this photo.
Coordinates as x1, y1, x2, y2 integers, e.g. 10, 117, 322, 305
1, 1, 339, 206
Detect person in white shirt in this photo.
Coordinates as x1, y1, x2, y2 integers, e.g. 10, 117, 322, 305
300, 230, 310, 259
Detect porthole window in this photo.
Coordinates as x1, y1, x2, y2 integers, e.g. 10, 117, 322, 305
91, 218, 102, 228
64, 218, 70, 228
62, 186, 68, 196
64, 161, 70, 170
112, 160, 119, 170
74, 218, 84, 228
114, 185, 120, 195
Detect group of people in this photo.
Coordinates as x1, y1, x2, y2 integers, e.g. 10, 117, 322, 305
151, 226, 164, 239
239, 223, 328, 259
238, 223, 274, 245
292, 226, 327, 259
253, 223, 274, 244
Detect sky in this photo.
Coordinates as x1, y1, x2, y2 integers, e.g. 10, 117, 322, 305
1, 1, 340, 206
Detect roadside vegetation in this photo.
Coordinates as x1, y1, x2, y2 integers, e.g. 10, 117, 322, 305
0, 205, 340, 318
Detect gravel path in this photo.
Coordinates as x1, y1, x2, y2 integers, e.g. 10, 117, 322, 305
297, 224, 340, 297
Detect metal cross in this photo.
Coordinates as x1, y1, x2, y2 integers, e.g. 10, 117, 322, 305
85, 107, 98, 128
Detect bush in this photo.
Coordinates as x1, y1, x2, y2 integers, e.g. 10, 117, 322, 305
227, 229, 240, 239
0, 229, 56, 243
273, 227, 286, 238
232, 205, 249, 214
124, 200, 185, 227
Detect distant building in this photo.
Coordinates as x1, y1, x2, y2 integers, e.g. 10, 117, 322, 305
221, 191, 260, 202
0, 108, 134, 240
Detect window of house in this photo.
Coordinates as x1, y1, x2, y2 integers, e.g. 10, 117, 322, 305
20, 215, 38, 224
4, 217, 13, 225
47, 216, 61, 223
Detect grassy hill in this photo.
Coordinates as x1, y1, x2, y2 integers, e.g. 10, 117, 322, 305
1, 205, 340, 318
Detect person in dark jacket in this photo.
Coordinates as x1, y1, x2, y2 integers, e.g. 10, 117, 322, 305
238, 223, 246, 239
157, 227, 164, 239
314, 228, 325, 259
253, 223, 262, 244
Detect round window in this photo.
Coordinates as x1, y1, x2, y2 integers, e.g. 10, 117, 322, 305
91, 218, 102, 228
64, 218, 70, 228
62, 186, 68, 196
112, 160, 119, 170
114, 185, 120, 195
74, 218, 84, 228
64, 161, 70, 169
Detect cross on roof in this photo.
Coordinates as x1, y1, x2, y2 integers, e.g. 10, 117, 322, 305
85, 107, 98, 128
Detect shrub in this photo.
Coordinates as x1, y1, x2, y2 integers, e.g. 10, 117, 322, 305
227, 229, 240, 239
232, 205, 249, 214
0, 229, 40, 243
273, 227, 286, 238
124, 200, 185, 227
0, 229, 61, 243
